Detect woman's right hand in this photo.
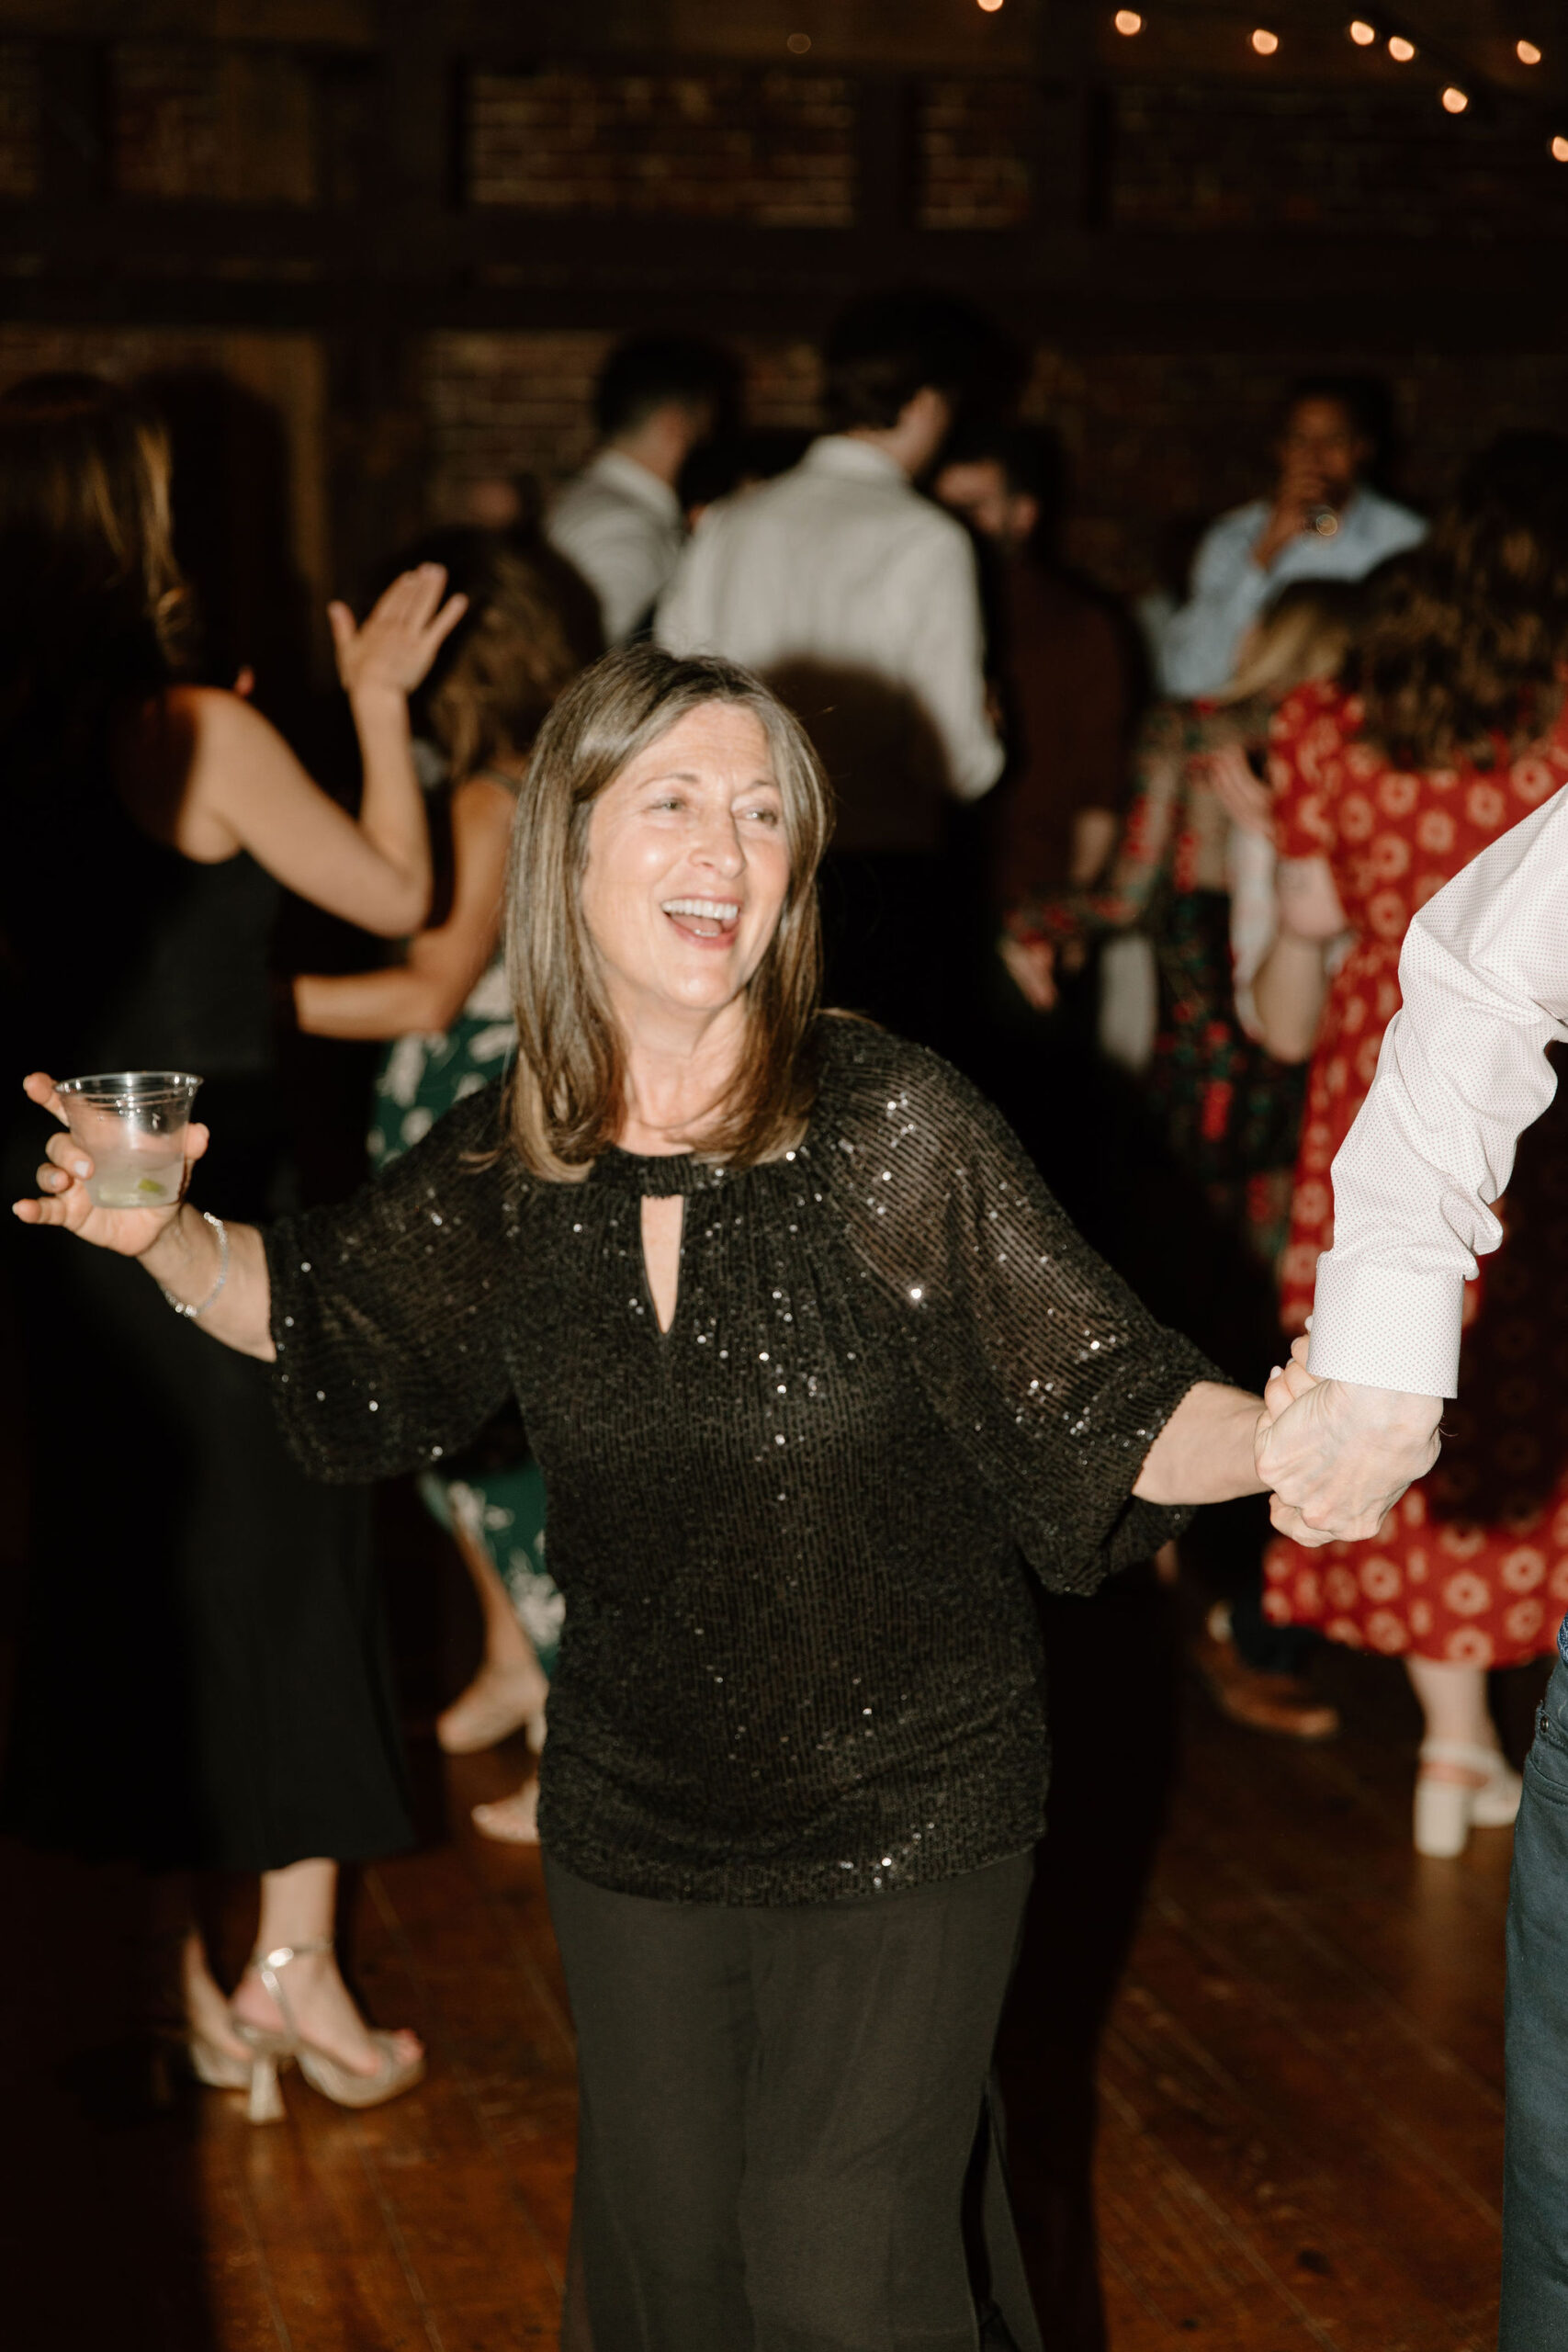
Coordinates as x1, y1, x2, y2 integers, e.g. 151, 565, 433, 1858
999, 934, 1058, 1013
1202, 741, 1275, 838
328, 562, 468, 701
10, 1072, 210, 1259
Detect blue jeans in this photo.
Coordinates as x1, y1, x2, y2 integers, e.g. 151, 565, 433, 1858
1503, 1659, 1568, 2347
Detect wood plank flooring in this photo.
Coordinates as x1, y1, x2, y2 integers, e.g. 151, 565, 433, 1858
0, 1555, 1534, 2352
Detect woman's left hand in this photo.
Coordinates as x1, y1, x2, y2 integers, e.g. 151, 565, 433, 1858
328, 563, 468, 701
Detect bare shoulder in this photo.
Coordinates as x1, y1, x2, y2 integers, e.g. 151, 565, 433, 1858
171, 683, 282, 761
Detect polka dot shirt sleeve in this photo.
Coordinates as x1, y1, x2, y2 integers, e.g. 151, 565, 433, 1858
1310, 777, 1568, 1398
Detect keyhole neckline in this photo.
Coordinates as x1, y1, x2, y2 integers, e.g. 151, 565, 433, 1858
592, 1144, 734, 1200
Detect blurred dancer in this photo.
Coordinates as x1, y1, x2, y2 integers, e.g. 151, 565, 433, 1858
1008, 582, 1359, 1741
934, 419, 1126, 909
659, 292, 1002, 1043
295, 526, 597, 1843
0, 374, 465, 2114
1251, 435, 1568, 1854
547, 334, 732, 645
1161, 377, 1423, 697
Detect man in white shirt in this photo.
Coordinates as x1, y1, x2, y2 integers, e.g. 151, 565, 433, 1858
1160, 379, 1425, 697
1253, 780, 1568, 2349
547, 335, 732, 646
657, 292, 1003, 1039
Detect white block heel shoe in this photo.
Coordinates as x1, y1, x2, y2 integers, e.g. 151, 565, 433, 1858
1414, 1740, 1523, 1859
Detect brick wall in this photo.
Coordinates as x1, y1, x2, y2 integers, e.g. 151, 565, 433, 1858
1112, 84, 1568, 238
111, 42, 317, 204
468, 70, 856, 225
0, 41, 36, 197
918, 79, 1033, 230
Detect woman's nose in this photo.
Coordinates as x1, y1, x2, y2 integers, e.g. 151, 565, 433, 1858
692, 816, 744, 874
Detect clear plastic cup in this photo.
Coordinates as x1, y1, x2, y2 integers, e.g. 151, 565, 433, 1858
56, 1071, 202, 1211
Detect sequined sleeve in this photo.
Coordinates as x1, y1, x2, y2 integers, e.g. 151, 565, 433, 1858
263, 1083, 519, 1484
824, 1026, 1218, 1590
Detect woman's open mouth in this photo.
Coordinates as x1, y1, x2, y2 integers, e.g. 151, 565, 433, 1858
661, 896, 740, 943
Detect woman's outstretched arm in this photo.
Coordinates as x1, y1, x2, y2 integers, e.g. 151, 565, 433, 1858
1133, 1378, 1268, 1506
12, 1072, 276, 1358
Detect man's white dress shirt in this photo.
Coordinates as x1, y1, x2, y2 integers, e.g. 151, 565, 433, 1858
657, 435, 1002, 854
1309, 776, 1568, 1397
547, 448, 685, 647
1160, 486, 1427, 699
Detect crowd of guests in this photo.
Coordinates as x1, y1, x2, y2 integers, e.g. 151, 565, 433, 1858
4, 299, 1568, 2346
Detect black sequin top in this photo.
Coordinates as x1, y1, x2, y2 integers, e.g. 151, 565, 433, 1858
265, 1021, 1214, 1905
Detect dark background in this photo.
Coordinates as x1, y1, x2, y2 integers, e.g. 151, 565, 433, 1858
4, 0, 1566, 686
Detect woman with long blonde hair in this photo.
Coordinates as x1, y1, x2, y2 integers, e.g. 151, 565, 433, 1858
19, 640, 1273, 2348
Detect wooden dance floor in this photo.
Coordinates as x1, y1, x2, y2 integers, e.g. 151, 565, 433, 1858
0, 1499, 1534, 2352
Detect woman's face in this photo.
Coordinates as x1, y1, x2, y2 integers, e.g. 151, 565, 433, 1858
580, 701, 792, 1025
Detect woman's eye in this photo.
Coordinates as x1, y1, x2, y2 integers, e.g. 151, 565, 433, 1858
741, 804, 782, 826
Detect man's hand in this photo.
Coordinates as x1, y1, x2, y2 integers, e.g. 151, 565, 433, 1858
1253, 452, 1329, 569
1255, 1336, 1442, 1545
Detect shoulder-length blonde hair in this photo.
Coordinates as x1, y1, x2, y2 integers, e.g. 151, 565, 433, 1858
502, 643, 831, 1180
1214, 576, 1363, 707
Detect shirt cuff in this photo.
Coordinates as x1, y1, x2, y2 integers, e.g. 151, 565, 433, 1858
1305, 1254, 1462, 1399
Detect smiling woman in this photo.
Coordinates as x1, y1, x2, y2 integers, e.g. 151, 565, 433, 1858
16, 642, 1270, 2352
502, 647, 829, 1179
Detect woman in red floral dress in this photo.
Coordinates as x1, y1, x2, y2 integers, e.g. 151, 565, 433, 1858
1252, 434, 1568, 1855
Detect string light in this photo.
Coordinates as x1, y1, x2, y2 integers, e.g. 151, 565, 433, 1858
1089, 11, 1557, 164
976, 0, 1004, 12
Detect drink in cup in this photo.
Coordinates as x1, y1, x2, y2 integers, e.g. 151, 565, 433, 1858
56, 1071, 202, 1210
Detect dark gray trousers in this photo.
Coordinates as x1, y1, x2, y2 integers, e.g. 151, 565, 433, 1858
546, 1849, 1041, 2352
1502, 1658, 1568, 2348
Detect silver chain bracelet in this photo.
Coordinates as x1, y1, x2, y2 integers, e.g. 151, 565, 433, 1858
160, 1209, 230, 1321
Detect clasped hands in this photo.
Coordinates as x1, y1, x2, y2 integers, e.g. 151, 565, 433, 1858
1254, 1336, 1443, 1546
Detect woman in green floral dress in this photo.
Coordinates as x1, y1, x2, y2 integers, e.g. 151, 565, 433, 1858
295, 526, 598, 1839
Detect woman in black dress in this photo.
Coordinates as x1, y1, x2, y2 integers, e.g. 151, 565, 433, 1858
0, 375, 464, 2111
19, 643, 1271, 2346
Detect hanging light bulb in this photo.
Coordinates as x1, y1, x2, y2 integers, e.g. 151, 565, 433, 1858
1388, 34, 1416, 60
1518, 40, 1543, 66
976, 0, 1004, 13
1113, 7, 1143, 29
1348, 20, 1376, 43
1553, 134, 1568, 161
1251, 27, 1280, 53
1440, 85, 1469, 113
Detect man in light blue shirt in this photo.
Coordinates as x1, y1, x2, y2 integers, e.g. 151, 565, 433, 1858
1160, 378, 1426, 696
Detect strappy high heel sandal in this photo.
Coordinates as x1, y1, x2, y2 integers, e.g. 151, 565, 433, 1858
1414, 1740, 1524, 1859
231, 1938, 426, 2124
